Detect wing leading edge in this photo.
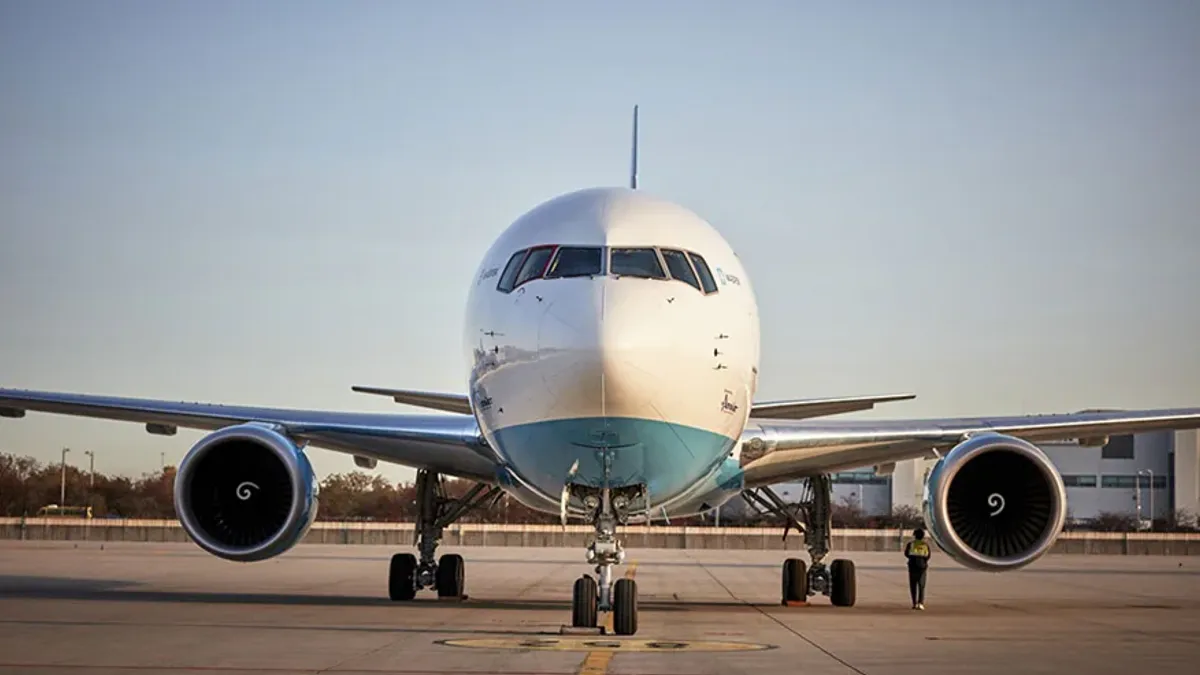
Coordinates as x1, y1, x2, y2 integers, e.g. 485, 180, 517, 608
738, 407, 1200, 487
0, 388, 498, 481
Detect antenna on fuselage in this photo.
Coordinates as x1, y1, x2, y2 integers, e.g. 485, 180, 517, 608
629, 105, 639, 189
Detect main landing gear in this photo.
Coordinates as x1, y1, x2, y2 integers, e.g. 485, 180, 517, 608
388, 469, 502, 602
567, 477, 646, 636
742, 473, 857, 607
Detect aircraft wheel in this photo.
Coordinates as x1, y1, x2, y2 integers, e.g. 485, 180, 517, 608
436, 553, 465, 598
612, 578, 638, 635
782, 557, 808, 604
830, 558, 856, 607
389, 553, 417, 601
571, 575, 599, 628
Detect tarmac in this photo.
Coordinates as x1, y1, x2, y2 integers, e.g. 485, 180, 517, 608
1, 541, 1198, 674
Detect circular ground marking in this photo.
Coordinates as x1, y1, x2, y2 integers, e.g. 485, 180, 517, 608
438, 637, 774, 653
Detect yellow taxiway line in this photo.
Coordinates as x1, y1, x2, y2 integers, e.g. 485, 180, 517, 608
577, 562, 638, 675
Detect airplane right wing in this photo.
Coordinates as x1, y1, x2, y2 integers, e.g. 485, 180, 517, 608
350, 386, 472, 415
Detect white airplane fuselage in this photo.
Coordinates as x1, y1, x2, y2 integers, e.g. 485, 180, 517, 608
463, 187, 760, 517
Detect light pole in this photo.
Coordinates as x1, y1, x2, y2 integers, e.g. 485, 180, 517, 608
1138, 469, 1154, 527
83, 450, 95, 489
59, 447, 70, 505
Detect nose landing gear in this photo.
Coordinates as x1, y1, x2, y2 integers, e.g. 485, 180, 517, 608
567, 481, 646, 635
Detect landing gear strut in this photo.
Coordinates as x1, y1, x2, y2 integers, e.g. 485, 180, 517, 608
388, 469, 502, 602
743, 473, 857, 607
566, 454, 646, 635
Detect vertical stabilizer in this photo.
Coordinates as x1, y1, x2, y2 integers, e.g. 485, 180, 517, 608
629, 105, 639, 189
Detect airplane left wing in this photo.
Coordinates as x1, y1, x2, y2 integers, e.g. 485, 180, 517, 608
738, 406, 1200, 487
0, 388, 498, 481
749, 393, 915, 420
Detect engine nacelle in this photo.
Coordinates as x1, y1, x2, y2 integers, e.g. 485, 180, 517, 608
923, 433, 1066, 571
174, 423, 319, 562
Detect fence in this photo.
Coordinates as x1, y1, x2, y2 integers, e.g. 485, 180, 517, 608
2, 518, 1198, 555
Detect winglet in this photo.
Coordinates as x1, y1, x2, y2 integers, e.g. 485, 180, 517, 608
629, 105, 639, 189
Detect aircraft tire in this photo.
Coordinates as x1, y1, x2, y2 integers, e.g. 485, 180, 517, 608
612, 578, 638, 636
782, 557, 808, 604
389, 553, 418, 601
571, 575, 599, 628
436, 553, 465, 598
830, 558, 856, 607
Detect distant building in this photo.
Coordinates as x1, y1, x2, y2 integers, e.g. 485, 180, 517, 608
1040, 431, 1173, 524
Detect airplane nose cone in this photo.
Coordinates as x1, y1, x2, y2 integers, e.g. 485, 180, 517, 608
595, 280, 683, 414
535, 280, 603, 412
493, 276, 743, 501
536, 277, 694, 417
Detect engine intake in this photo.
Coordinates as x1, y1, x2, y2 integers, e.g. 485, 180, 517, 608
923, 433, 1066, 571
174, 424, 319, 562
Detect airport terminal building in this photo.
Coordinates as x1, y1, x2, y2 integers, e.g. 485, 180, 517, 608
770, 430, 1200, 524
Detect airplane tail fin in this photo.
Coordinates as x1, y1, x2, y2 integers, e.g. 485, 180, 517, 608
629, 105, 639, 189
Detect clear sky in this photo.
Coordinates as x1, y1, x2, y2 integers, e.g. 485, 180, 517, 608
2, 1, 1198, 483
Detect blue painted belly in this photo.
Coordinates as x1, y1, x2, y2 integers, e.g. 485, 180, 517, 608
491, 416, 735, 505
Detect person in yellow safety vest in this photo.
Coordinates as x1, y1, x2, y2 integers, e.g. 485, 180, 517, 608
904, 528, 931, 610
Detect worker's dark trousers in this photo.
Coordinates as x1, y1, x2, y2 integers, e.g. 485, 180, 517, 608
908, 565, 927, 605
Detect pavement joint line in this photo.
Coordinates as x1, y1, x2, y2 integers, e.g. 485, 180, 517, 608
576, 562, 637, 675
687, 552, 868, 675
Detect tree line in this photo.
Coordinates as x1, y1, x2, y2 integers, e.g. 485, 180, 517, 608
4, 451, 1191, 530
0, 450, 922, 526
0, 451, 557, 523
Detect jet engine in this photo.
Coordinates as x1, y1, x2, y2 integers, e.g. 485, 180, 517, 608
923, 433, 1067, 571
174, 423, 319, 562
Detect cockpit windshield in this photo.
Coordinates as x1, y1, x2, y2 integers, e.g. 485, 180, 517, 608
660, 248, 700, 291
514, 246, 555, 287
496, 250, 527, 293
546, 246, 603, 278
687, 251, 719, 294
496, 245, 720, 294
610, 248, 667, 279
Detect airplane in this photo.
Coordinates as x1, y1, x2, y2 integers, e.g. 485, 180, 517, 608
3, 106, 1200, 636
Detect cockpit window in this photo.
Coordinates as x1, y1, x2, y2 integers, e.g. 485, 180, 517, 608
497, 245, 721, 295
546, 246, 603, 278
496, 250, 528, 292
660, 248, 701, 290
610, 247, 667, 279
514, 246, 555, 287
687, 251, 719, 294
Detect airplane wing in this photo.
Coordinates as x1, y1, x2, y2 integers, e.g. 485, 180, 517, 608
749, 393, 915, 420
350, 386, 472, 415
738, 407, 1200, 487
0, 388, 498, 481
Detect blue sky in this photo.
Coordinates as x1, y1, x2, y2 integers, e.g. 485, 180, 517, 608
2, 1, 1198, 482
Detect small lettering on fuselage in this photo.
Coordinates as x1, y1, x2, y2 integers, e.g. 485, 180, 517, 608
721, 390, 739, 414
478, 267, 499, 285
